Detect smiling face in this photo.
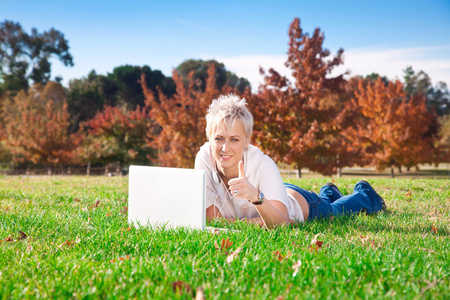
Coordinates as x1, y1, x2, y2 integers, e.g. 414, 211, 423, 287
210, 119, 250, 179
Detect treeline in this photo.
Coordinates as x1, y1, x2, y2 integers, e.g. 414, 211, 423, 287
0, 18, 449, 177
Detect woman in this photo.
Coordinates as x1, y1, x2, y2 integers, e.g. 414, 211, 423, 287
194, 94, 386, 228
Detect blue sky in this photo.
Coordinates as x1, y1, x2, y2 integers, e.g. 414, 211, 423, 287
2, 0, 450, 90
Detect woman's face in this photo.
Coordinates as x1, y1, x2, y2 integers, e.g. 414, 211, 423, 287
210, 120, 249, 177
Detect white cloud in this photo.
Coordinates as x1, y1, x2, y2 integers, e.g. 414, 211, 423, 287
205, 46, 450, 91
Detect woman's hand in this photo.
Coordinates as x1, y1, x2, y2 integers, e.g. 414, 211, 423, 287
228, 160, 258, 202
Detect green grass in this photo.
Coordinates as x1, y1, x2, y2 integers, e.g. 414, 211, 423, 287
0, 176, 449, 299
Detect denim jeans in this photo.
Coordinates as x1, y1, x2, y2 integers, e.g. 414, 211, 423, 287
284, 182, 384, 220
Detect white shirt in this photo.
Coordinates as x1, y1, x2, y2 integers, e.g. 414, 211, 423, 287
194, 142, 304, 222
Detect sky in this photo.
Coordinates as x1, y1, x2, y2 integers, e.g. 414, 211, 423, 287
2, 0, 450, 91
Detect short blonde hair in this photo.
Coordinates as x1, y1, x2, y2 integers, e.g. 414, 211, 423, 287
205, 94, 253, 141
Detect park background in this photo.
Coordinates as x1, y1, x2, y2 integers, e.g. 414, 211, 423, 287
1, 2, 449, 299
0, 0, 450, 178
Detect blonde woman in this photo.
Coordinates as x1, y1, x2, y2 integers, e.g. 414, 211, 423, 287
194, 94, 386, 228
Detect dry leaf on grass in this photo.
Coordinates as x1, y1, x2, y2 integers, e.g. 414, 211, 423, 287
88, 200, 101, 210
273, 250, 292, 262
214, 238, 233, 252
110, 255, 131, 263
292, 260, 302, 277
121, 226, 132, 231
73, 198, 81, 202
360, 236, 380, 249
121, 206, 128, 214
172, 280, 192, 295
58, 237, 81, 248
195, 287, 205, 300
226, 247, 243, 264
431, 224, 438, 234
0, 235, 14, 243
18, 231, 27, 240
106, 212, 112, 217
308, 233, 326, 252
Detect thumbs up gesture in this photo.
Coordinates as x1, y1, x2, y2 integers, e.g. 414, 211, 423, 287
228, 160, 258, 202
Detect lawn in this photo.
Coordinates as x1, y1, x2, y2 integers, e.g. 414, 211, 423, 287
0, 175, 449, 299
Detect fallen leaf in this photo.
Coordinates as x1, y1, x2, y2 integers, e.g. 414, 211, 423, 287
18, 231, 27, 240
214, 238, 233, 252
0, 235, 14, 243
58, 240, 73, 248
110, 259, 117, 263
121, 226, 131, 231
195, 287, 205, 300
121, 206, 128, 214
309, 233, 324, 252
292, 259, 302, 277
172, 281, 192, 295
106, 212, 112, 217
273, 250, 292, 262
88, 200, 101, 210
118, 255, 130, 261
226, 247, 243, 264
405, 191, 412, 197
431, 224, 438, 234
360, 235, 380, 249
73, 198, 81, 202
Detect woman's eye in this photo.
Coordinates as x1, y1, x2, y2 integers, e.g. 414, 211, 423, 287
215, 137, 223, 141
231, 138, 239, 142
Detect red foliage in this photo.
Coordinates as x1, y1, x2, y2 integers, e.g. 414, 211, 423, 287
250, 18, 347, 176
349, 77, 439, 174
141, 64, 240, 168
3, 82, 79, 169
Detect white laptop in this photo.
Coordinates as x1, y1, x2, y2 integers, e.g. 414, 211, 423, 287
128, 165, 206, 230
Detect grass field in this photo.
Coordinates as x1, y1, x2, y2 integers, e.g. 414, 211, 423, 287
0, 175, 449, 299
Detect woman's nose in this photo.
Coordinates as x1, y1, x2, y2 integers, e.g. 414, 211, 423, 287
221, 140, 229, 151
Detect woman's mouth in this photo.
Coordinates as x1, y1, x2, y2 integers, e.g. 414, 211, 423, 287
220, 154, 232, 160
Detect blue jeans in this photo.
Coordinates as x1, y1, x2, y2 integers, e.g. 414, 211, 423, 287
284, 182, 384, 220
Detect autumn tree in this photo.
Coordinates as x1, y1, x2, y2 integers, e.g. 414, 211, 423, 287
350, 77, 440, 177
79, 105, 156, 174
141, 64, 240, 168
2, 81, 78, 174
250, 17, 346, 176
0, 20, 73, 94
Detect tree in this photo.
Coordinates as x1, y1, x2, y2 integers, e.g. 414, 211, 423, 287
0, 20, 73, 94
250, 17, 346, 176
107, 65, 176, 109
176, 59, 250, 93
79, 105, 156, 174
66, 70, 110, 132
403, 66, 450, 116
351, 78, 439, 177
2, 81, 78, 173
141, 63, 240, 168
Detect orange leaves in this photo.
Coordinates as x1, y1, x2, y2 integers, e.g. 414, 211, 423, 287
0, 235, 14, 243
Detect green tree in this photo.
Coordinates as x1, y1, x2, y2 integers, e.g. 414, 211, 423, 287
176, 59, 250, 93
0, 20, 73, 94
403, 66, 449, 116
107, 65, 176, 109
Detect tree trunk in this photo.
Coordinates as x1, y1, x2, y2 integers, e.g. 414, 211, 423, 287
398, 166, 402, 174
116, 163, 121, 176
337, 167, 342, 178
67, 167, 71, 175
47, 167, 52, 176
297, 163, 302, 178
87, 161, 91, 176
390, 166, 395, 178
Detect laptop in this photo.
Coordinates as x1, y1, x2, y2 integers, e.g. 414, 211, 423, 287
128, 165, 206, 230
